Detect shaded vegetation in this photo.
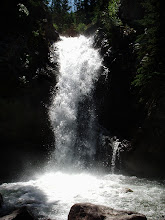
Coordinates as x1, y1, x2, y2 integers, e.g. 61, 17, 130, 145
0, 0, 58, 181
132, 0, 164, 102
0, 0, 58, 86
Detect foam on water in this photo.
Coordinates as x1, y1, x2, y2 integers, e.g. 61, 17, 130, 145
0, 172, 165, 219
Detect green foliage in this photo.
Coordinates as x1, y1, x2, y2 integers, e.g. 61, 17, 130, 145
50, 0, 122, 35
53, 23, 59, 30
0, 0, 57, 84
76, 23, 87, 33
133, 0, 161, 89
32, 30, 40, 37
18, 3, 29, 16
50, 0, 74, 33
108, 0, 121, 26
131, 0, 165, 107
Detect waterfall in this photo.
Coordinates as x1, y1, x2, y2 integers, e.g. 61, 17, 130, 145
49, 35, 102, 169
111, 137, 121, 173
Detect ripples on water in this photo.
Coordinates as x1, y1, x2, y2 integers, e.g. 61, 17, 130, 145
0, 172, 165, 219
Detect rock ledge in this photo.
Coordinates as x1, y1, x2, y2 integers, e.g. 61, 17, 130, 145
68, 203, 147, 220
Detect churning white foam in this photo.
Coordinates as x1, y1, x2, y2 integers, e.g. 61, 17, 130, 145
1, 172, 165, 220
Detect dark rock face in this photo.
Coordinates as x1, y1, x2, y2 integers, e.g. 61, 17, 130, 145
0, 73, 56, 182
119, 0, 144, 24
0, 207, 34, 220
118, 76, 165, 178
115, 0, 165, 179
93, 0, 165, 178
68, 203, 147, 220
0, 193, 3, 207
0, 0, 59, 182
120, 104, 165, 178
94, 26, 139, 139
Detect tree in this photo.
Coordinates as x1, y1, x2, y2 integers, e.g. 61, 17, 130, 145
0, 0, 57, 83
129, 0, 165, 126
133, 0, 163, 96
51, 0, 73, 33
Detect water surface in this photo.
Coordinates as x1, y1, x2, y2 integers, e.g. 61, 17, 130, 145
0, 171, 165, 219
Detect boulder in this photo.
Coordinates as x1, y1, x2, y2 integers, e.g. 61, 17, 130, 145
0, 207, 34, 220
68, 203, 147, 220
123, 188, 133, 193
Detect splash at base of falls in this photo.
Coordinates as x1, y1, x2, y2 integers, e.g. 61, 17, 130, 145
111, 137, 121, 173
0, 171, 165, 220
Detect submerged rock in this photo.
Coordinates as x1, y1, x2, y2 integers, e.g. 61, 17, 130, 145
68, 203, 147, 220
123, 188, 134, 193
0, 207, 34, 220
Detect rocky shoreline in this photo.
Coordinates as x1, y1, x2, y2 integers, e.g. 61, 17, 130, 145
0, 193, 147, 220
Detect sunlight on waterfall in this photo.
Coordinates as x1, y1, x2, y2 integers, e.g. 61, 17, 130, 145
49, 35, 101, 169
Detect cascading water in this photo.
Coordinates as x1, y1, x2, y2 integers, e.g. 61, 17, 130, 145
0, 35, 165, 220
111, 137, 121, 173
49, 35, 101, 169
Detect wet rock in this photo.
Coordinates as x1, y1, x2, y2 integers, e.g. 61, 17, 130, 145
0, 193, 3, 207
0, 207, 34, 220
123, 188, 133, 193
68, 203, 147, 220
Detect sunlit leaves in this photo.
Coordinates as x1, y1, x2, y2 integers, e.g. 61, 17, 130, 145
76, 23, 87, 33
17, 3, 29, 16
108, 0, 121, 25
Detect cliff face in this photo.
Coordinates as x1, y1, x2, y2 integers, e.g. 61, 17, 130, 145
119, 0, 144, 23
0, 74, 56, 182
122, 86, 165, 178
94, 28, 138, 139
0, 0, 59, 182
94, 0, 165, 178
118, 0, 165, 178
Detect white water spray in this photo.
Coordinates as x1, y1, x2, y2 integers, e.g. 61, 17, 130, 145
49, 35, 102, 169
111, 138, 121, 173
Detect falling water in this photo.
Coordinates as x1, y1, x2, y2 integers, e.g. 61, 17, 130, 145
49, 35, 102, 169
111, 138, 121, 173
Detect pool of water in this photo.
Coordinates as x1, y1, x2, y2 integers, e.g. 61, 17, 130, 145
0, 171, 165, 219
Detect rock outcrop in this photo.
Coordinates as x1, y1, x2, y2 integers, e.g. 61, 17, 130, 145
0, 73, 56, 182
93, 0, 165, 179
0, 0, 59, 183
0, 193, 3, 208
68, 203, 147, 220
0, 207, 34, 220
